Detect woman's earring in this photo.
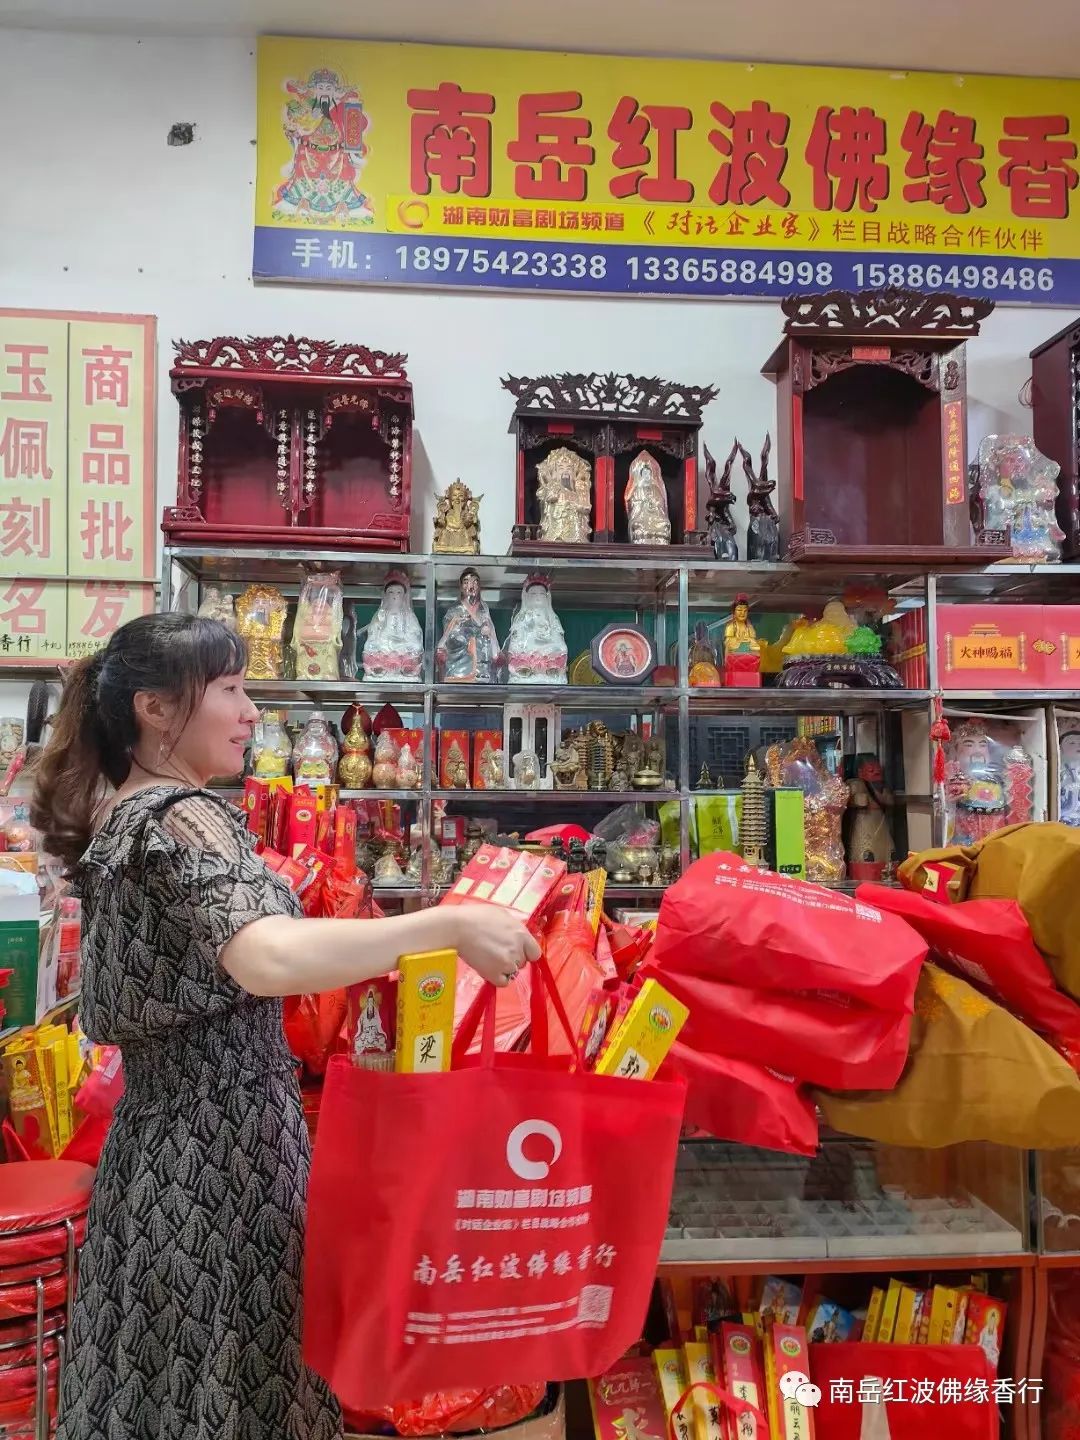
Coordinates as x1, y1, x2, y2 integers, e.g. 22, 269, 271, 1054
158, 734, 168, 768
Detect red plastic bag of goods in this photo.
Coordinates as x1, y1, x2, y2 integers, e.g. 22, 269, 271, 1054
283, 990, 348, 1076
525, 824, 592, 846
859, 884, 1080, 1064
347, 1382, 548, 1436
654, 853, 925, 1012
648, 968, 911, 1091
74, 1045, 123, 1119
542, 913, 605, 1058
666, 1041, 819, 1155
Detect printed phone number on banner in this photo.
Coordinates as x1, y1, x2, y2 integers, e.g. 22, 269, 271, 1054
255, 230, 1069, 302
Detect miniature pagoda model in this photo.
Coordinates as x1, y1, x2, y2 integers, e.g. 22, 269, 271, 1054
163, 335, 414, 551
1030, 315, 1080, 560
740, 755, 768, 868
502, 371, 718, 557
762, 288, 1010, 564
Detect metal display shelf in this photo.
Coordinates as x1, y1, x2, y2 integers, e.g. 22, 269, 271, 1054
145, 546, 1080, 898
244, 680, 427, 707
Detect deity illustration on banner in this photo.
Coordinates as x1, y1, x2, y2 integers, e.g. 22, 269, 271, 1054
273, 68, 374, 224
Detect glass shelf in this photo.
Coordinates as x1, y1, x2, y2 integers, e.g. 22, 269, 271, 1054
661, 1137, 1028, 1266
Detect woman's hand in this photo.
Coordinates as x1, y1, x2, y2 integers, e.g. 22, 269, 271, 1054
451, 905, 541, 987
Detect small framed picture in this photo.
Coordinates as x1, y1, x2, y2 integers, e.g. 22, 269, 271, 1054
590, 624, 658, 685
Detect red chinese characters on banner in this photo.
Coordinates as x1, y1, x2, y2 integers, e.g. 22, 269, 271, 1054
708, 100, 791, 207
806, 105, 889, 212
396, 77, 1080, 231
998, 115, 1079, 218
80, 499, 133, 565
607, 98, 693, 201
82, 424, 131, 487
1, 344, 51, 403
0, 418, 52, 481
0, 582, 47, 637
82, 345, 132, 408
507, 92, 594, 201
79, 583, 132, 640
901, 109, 987, 214
407, 82, 495, 198
0, 498, 51, 561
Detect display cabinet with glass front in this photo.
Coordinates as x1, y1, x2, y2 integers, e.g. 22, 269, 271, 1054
663, 1137, 1028, 1264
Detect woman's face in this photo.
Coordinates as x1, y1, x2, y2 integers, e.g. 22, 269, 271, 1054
162, 671, 259, 783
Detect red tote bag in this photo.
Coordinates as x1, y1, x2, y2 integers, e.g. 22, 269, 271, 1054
304, 959, 686, 1411
809, 1344, 998, 1439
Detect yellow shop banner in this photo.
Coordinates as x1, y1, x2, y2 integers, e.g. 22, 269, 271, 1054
254, 37, 1080, 302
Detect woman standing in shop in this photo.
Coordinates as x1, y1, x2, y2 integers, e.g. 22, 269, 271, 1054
32, 612, 538, 1440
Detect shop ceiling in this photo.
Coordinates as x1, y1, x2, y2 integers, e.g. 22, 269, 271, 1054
1, 0, 1078, 77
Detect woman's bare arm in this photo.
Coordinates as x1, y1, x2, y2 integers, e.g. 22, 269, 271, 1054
220, 903, 539, 997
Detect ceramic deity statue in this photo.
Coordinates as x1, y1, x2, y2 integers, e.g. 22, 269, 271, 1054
945, 720, 1007, 846
1059, 726, 1080, 828
976, 434, 1064, 562
536, 446, 592, 545
505, 575, 568, 684
362, 570, 424, 681
626, 449, 671, 545
436, 567, 502, 683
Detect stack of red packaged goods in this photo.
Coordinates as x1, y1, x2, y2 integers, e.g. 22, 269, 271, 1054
243, 778, 385, 1094
447, 844, 659, 1065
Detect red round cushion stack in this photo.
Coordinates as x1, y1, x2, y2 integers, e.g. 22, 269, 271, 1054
0, 1161, 94, 1434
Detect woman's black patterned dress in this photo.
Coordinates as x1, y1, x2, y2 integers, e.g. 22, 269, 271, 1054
58, 786, 342, 1440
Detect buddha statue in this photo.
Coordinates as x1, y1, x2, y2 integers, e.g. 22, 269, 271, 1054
723, 594, 760, 661
626, 449, 671, 546
723, 593, 761, 684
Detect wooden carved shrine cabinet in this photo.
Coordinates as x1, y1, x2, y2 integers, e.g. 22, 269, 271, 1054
502, 371, 718, 557
163, 335, 413, 551
1030, 315, 1080, 560
763, 288, 1009, 564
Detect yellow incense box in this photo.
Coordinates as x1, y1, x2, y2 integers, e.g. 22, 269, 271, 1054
395, 949, 458, 1075
653, 1348, 693, 1440
683, 1342, 723, 1440
584, 868, 607, 935
595, 979, 689, 1081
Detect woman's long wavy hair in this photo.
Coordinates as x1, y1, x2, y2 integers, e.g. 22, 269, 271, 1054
31, 614, 246, 871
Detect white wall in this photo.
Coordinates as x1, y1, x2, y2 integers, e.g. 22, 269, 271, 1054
1, 26, 1069, 563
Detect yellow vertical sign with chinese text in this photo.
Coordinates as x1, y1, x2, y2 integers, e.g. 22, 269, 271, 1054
0, 310, 156, 668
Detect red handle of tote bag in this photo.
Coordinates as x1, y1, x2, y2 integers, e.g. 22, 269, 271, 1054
670, 1380, 769, 1438
452, 955, 583, 1068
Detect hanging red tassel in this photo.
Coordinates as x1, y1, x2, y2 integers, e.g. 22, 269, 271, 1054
929, 695, 951, 743
930, 695, 951, 786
